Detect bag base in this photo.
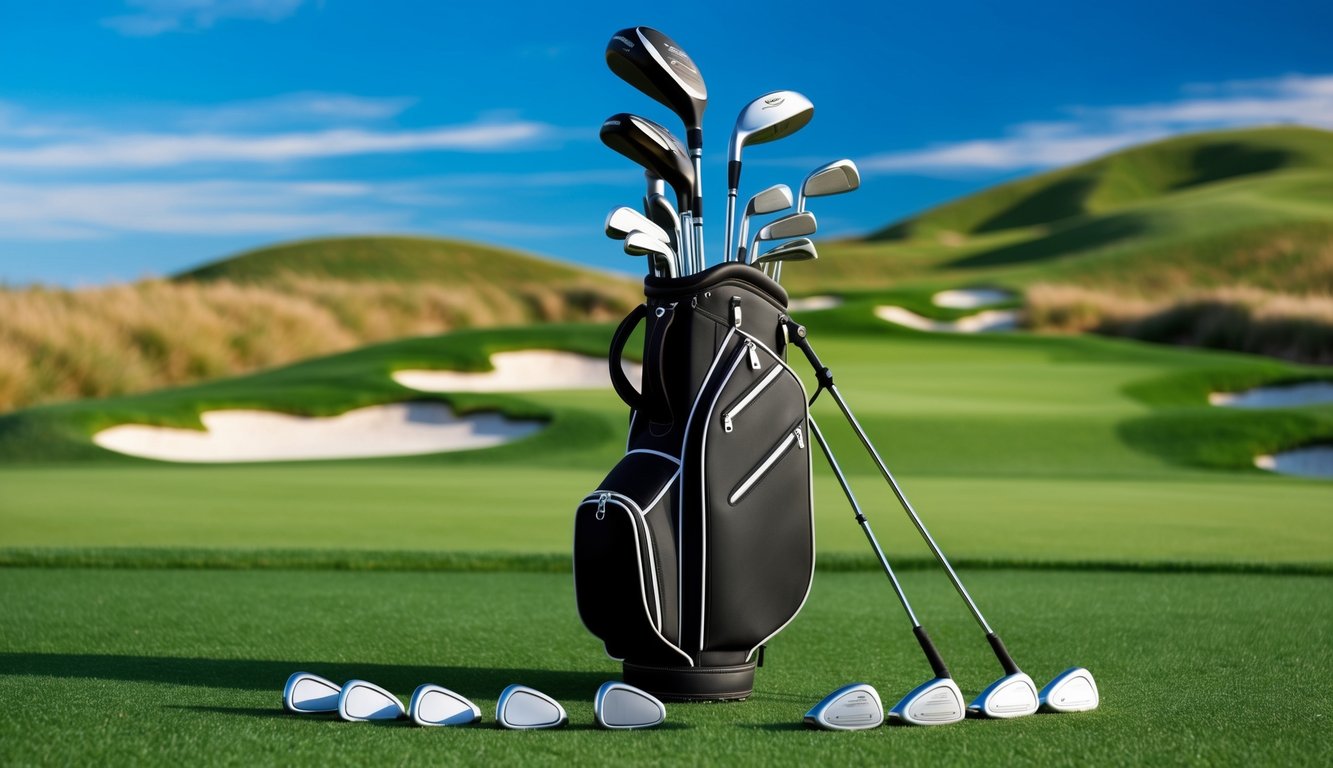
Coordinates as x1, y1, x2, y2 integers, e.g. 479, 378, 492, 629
623, 660, 756, 701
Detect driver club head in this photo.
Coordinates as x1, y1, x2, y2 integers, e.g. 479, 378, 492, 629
594, 681, 667, 730
887, 677, 965, 726
601, 113, 694, 213
799, 158, 861, 211
496, 684, 568, 730
728, 90, 815, 164
337, 679, 406, 722
282, 672, 341, 714
408, 684, 482, 727
1039, 667, 1099, 713
803, 683, 884, 731
967, 672, 1040, 719
605, 27, 707, 136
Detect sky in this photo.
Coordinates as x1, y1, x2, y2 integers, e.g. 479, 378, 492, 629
1, 0, 1331, 286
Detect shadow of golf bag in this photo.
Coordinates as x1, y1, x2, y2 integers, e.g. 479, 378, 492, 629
573, 264, 815, 701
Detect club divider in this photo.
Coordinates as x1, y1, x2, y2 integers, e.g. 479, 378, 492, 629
806, 416, 951, 681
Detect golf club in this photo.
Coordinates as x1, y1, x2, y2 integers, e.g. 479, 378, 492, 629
645, 191, 683, 274
1039, 667, 1100, 713
496, 684, 567, 730
594, 681, 667, 729
746, 210, 817, 266
606, 206, 672, 246
600, 113, 696, 273
607, 26, 708, 269
773, 158, 861, 283
724, 90, 815, 262
803, 683, 884, 731
408, 684, 482, 727
787, 321, 1057, 720
282, 672, 341, 714
337, 679, 405, 722
625, 230, 679, 278
752, 237, 817, 270
806, 417, 966, 727
734, 183, 792, 263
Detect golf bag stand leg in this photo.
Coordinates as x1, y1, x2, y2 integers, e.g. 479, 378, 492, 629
785, 320, 1024, 680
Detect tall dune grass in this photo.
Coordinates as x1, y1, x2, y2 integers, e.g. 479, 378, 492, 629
0, 275, 639, 412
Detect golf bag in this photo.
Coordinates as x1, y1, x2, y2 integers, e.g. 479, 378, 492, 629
573, 263, 815, 701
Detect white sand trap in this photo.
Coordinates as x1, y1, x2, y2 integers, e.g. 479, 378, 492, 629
393, 350, 641, 393
1255, 447, 1333, 479
788, 295, 843, 312
932, 288, 1015, 309
92, 402, 542, 463
1209, 382, 1333, 408
875, 305, 1019, 333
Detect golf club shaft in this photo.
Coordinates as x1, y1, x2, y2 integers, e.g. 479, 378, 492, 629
788, 321, 1021, 677
808, 416, 951, 680
691, 149, 705, 272
723, 189, 738, 262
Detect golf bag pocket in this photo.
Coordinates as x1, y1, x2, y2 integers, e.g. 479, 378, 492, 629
573, 450, 687, 666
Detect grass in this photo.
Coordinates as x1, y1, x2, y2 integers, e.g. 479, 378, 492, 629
2, 569, 1329, 766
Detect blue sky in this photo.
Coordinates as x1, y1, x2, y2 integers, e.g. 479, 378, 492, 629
1, 0, 1330, 285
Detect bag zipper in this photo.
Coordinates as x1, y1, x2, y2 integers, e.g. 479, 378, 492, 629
728, 425, 805, 505
722, 362, 783, 434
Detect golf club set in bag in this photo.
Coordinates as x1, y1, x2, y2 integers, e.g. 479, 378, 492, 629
282, 672, 668, 730
575, 26, 1100, 729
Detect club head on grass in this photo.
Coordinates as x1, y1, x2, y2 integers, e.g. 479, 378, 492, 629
408, 684, 482, 727
337, 679, 405, 722
803, 683, 884, 730
799, 159, 860, 210
753, 238, 817, 267
496, 684, 567, 730
606, 206, 671, 245
887, 677, 965, 726
282, 672, 341, 714
967, 672, 1039, 719
594, 681, 667, 730
1039, 667, 1099, 713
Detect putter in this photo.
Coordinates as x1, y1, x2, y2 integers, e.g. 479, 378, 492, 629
734, 183, 793, 263
806, 419, 965, 727
724, 90, 815, 262
804, 683, 884, 731
1039, 667, 1099, 713
282, 672, 341, 714
496, 684, 567, 730
601, 113, 696, 273
408, 684, 482, 727
625, 230, 679, 278
773, 158, 861, 282
747, 211, 817, 266
337, 679, 405, 722
607, 26, 708, 269
594, 681, 667, 729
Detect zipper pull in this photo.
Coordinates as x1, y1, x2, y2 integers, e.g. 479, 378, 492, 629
746, 340, 760, 370
723, 414, 734, 433
596, 493, 608, 520
794, 427, 805, 449
730, 296, 743, 327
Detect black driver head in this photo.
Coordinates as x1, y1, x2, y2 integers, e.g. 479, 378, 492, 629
600, 113, 695, 213
606, 27, 707, 148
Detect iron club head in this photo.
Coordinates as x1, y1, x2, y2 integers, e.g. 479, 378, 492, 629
804, 683, 884, 730
594, 681, 667, 729
887, 677, 965, 726
1039, 667, 1099, 713
408, 684, 481, 727
496, 684, 567, 730
798, 159, 861, 211
337, 679, 406, 722
282, 672, 341, 714
753, 237, 817, 268
967, 672, 1040, 719
747, 211, 817, 264
625, 230, 679, 278
606, 206, 671, 245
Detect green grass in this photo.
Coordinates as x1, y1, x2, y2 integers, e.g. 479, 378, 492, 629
2, 569, 1329, 766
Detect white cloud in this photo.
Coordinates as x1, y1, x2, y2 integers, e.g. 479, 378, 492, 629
861, 73, 1333, 176
103, 0, 306, 37
178, 92, 418, 129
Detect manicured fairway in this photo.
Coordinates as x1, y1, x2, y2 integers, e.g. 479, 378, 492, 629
2, 569, 1329, 766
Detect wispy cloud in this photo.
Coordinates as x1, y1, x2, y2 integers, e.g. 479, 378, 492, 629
861, 73, 1333, 175
103, 0, 307, 37
178, 92, 418, 129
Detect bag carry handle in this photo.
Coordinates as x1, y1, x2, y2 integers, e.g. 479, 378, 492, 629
608, 304, 673, 423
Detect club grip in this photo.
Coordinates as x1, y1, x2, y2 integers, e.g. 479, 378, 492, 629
913, 626, 951, 680
986, 632, 1021, 676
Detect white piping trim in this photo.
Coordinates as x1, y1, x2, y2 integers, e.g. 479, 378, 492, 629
722, 364, 783, 432
728, 427, 801, 505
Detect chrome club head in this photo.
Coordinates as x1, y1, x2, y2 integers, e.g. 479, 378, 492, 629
594, 681, 667, 729
887, 677, 965, 726
625, 230, 679, 278
804, 683, 884, 730
753, 237, 817, 268
282, 672, 341, 714
967, 672, 1040, 719
496, 684, 567, 730
724, 90, 815, 259
747, 211, 817, 264
606, 206, 671, 245
735, 183, 793, 262
1039, 667, 1099, 713
408, 684, 481, 727
798, 158, 861, 211
337, 679, 405, 722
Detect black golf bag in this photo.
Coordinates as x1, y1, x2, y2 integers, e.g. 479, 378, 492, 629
573, 263, 815, 701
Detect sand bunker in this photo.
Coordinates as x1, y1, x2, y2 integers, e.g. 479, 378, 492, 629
1255, 446, 1333, 479
92, 402, 542, 463
875, 306, 1019, 334
788, 295, 843, 313
393, 350, 640, 393
932, 288, 1015, 309
1209, 382, 1333, 409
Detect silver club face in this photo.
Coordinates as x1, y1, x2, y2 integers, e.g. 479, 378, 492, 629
496, 684, 567, 730
594, 682, 667, 729
748, 210, 816, 264
803, 683, 884, 731
967, 672, 1040, 719
624, 230, 678, 278
408, 684, 482, 727
606, 206, 671, 244
337, 679, 405, 722
282, 672, 341, 714
800, 158, 861, 210
729, 90, 815, 162
746, 184, 793, 216
753, 237, 817, 267
887, 677, 966, 726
